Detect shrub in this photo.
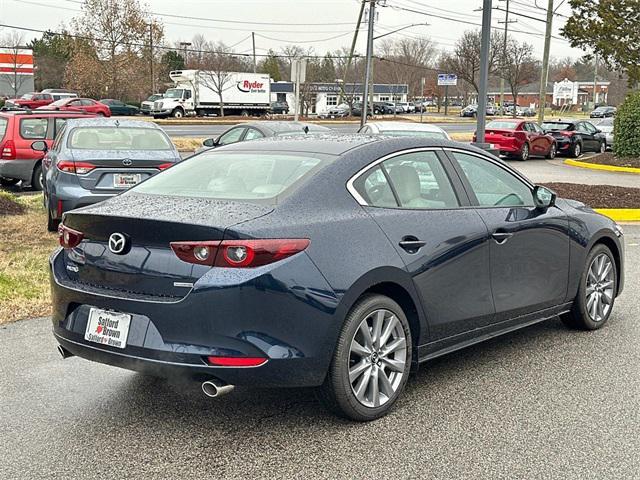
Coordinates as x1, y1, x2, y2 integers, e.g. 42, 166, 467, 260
613, 91, 640, 157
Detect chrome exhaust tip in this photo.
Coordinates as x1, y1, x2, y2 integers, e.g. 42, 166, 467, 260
57, 345, 74, 359
201, 380, 234, 398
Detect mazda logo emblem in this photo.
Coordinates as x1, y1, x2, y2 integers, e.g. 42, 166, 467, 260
108, 233, 128, 254
122, 158, 132, 166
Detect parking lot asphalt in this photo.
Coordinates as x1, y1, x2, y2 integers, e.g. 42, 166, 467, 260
1, 226, 638, 479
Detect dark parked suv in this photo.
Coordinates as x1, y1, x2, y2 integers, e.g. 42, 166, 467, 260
0, 110, 96, 190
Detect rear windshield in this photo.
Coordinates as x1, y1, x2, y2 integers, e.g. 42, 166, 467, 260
68, 127, 173, 150
541, 122, 573, 131
380, 130, 448, 139
133, 150, 331, 201
486, 121, 519, 130
0, 118, 7, 140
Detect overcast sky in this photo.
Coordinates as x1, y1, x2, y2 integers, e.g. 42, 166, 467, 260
0, 0, 586, 61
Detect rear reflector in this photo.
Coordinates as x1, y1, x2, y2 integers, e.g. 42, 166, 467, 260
205, 356, 267, 367
58, 223, 84, 249
157, 163, 174, 170
170, 239, 310, 268
57, 161, 95, 174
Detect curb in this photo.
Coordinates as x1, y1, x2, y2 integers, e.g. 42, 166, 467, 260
564, 159, 640, 174
594, 209, 640, 222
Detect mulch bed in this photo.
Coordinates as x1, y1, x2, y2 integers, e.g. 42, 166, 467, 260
0, 195, 26, 215
581, 152, 640, 169
542, 183, 640, 209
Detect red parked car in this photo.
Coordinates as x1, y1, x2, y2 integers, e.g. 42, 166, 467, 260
474, 120, 557, 161
4, 92, 55, 109
0, 110, 95, 190
36, 98, 111, 117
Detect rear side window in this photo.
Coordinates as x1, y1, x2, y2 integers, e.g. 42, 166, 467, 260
68, 127, 172, 150
134, 151, 330, 201
0, 118, 7, 140
20, 118, 48, 139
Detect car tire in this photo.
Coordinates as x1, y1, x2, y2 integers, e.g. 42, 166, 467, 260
0, 177, 19, 186
571, 141, 582, 158
31, 163, 43, 191
316, 294, 412, 422
561, 244, 617, 330
518, 143, 530, 161
172, 108, 184, 118
546, 142, 557, 159
47, 204, 59, 232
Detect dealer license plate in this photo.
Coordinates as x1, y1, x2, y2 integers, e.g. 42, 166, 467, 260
84, 308, 131, 349
114, 173, 141, 188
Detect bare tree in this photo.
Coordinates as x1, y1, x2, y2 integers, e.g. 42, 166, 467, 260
498, 38, 538, 116
0, 32, 30, 98
440, 30, 503, 94
198, 43, 237, 117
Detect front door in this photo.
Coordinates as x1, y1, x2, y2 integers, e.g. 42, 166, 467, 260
351, 149, 495, 341
446, 149, 570, 321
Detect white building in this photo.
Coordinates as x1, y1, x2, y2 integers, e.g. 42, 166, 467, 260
553, 78, 610, 107
271, 81, 408, 115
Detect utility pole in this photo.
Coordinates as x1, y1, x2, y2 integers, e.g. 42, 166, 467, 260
592, 53, 598, 107
252, 32, 257, 73
361, 0, 376, 128
149, 23, 154, 93
475, 0, 492, 146
342, 0, 366, 108
498, 0, 515, 114
537, 0, 554, 125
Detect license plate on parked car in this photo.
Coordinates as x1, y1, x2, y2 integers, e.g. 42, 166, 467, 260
114, 173, 141, 188
84, 308, 131, 349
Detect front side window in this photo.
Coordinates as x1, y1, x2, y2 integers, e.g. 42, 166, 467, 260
218, 128, 245, 145
68, 127, 173, 150
134, 151, 330, 201
20, 118, 48, 139
451, 152, 533, 207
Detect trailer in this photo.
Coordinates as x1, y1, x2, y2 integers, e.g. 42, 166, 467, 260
151, 70, 271, 118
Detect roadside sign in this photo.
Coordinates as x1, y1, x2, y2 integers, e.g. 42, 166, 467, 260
437, 74, 457, 86
291, 59, 307, 84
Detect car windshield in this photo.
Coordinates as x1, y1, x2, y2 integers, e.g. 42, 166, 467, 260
541, 122, 573, 131
487, 121, 520, 130
379, 130, 448, 139
20, 93, 34, 100
164, 89, 184, 99
133, 151, 331, 201
68, 127, 173, 150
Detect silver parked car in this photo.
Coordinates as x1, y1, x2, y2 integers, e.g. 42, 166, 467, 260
357, 121, 451, 140
593, 117, 614, 149
37, 118, 180, 231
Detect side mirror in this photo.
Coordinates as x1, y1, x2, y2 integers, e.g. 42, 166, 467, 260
202, 138, 216, 148
533, 185, 556, 210
595, 129, 602, 134
31, 140, 48, 152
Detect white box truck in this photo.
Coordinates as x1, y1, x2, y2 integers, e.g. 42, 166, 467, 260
151, 70, 271, 118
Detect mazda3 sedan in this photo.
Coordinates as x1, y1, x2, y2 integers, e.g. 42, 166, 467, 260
51, 135, 624, 421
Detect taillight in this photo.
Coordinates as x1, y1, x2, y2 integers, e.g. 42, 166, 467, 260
57, 161, 95, 174
205, 356, 267, 367
157, 163, 174, 170
170, 239, 310, 268
58, 223, 84, 249
1, 140, 16, 159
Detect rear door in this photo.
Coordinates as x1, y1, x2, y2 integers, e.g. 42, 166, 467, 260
350, 148, 495, 341
575, 122, 597, 151
446, 149, 569, 321
525, 122, 551, 156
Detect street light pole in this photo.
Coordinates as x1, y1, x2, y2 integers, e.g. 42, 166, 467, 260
361, 0, 376, 128
475, 0, 492, 146
498, 0, 512, 114
537, 0, 554, 125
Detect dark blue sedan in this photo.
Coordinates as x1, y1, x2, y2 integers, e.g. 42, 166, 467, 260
51, 135, 624, 421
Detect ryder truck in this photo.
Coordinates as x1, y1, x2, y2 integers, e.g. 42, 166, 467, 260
151, 70, 271, 118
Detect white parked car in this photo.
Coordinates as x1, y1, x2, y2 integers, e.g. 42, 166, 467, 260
396, 102, 415, 113
357, 121, 450, 140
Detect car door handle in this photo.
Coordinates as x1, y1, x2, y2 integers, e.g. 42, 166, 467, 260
399, 237, 426, 253
491, 231, 513, 244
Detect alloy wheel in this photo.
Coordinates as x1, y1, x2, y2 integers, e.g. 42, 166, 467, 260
600, 142, 606, 153
521, 144, 529, 161
549, 144, 556, 159
348, 309, 407, 408
586, 253, 615, 322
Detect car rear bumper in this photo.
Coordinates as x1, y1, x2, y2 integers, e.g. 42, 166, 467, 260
49, 248, 340, 387
0, 158, 37, 181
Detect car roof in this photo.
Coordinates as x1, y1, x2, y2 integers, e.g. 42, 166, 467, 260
242, 121, 332, 133
0, 110, 95, 118
542, 119, 580, 124
62, 118, 161, 129
365, 121, 446, 132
